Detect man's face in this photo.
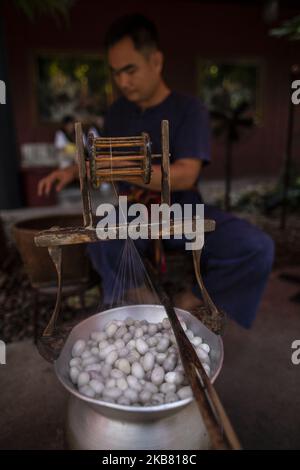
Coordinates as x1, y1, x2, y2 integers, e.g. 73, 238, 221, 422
108, 36, 163, 105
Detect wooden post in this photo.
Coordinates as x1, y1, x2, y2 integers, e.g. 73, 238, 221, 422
161, 120, 170, 205
75, 122, 93, 228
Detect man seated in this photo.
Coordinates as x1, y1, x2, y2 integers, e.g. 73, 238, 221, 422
38, 14, 274, 328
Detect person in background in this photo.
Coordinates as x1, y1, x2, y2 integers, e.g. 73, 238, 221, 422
87, 115, 106, 138
54, 115, 77, 169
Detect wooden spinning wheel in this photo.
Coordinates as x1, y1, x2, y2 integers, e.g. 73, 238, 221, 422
87, 132, 152, 187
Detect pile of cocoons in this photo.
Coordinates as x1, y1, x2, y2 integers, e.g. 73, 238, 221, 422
69, 317, 212, 406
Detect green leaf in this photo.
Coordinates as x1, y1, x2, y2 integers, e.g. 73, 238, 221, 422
270, 15, 300, 40
13, 0, 74, 23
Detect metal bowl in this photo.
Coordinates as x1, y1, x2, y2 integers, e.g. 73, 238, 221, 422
55, 304, 223, 421
55, 305, 224, 449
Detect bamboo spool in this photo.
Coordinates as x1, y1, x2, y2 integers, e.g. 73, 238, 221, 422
87, 132, 152, 188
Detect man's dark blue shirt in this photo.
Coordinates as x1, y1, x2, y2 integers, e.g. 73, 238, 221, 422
104, 91, 211, 206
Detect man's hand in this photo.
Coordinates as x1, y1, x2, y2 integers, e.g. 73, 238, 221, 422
37, 165, 78, 196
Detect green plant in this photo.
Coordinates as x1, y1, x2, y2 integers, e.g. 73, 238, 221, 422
232, 170, 300, 215
13, 0, 75, 22
270, 15, 300, 40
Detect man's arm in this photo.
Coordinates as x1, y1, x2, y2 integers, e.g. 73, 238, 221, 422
127, 158, 202, 192
38, 158, 202, 196
37, 164, 78, 196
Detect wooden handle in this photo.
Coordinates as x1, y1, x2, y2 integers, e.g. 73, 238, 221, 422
145, 259, 241, 450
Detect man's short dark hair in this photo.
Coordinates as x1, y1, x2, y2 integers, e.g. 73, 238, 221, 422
104, 14, 160, 53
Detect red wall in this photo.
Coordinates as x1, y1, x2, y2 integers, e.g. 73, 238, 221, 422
3, 0, 300, 179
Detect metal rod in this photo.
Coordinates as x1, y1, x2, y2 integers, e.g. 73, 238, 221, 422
192, 249, 220, 318
42, 246, 62, 337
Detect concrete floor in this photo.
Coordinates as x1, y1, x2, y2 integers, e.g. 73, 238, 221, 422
0, 268, 300, 450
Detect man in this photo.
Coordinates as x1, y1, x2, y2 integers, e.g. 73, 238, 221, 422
38, 14, 274, 328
